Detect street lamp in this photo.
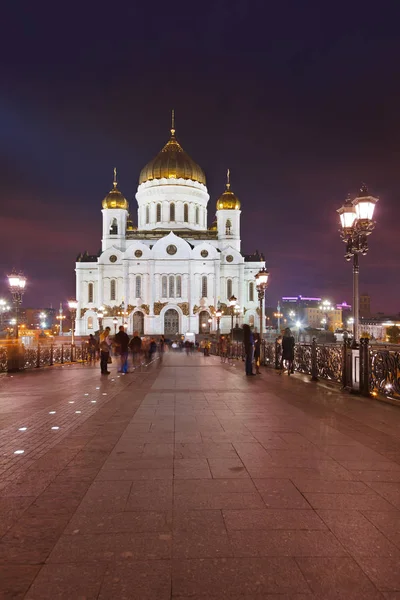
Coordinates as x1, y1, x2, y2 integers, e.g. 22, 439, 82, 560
229, 295, 237, 343
234, 305, 241, 328
215, 303, 223, 340
255, 267, 269, 338
98, 307, 104, 331
207, 317, 212, 333
296, 320, 302, 342
113, 317, 118, 335
68, 300, 78, 345
319, 299, 333, 331
56, 303, 66, 336
7, 270, 26, 339
337, 185, 378, 343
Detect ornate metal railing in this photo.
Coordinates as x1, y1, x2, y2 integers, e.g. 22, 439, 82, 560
0, 342, 89, 373
369, 346, 400, 400
294, 344, 313, 376
315, 344, 343, 384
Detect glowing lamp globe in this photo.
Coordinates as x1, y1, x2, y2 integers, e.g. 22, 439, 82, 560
337, 195, 356, 233
255, 267, 269, 288
353, 185, 378, 223
68, 299, 78, 310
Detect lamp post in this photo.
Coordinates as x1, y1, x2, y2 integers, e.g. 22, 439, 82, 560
229, 295, 237, 344
234, 305, 241, 328
98, 308, 104, 332
68, 300, 78, 345
215, 304, 223, 340
255, 267, 269, 339
337, 185, 378, 344
113, 317, 118, 335
208, 317, 212, 333
56, 303, 66, 336
296, 320, 302, 342
319, 299, 333, 331
7, 270, 26, 339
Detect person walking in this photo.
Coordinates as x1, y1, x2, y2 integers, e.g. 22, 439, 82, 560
243, 324, 255, 376
159, 335, 165, 361
253, 332, 261, 374
281, 327, 295, 375
99, 327, 112, 375
148, 338, 157, 361
129, 331, 142, 367
115, 325, 130, 374
88, 334, 97, 363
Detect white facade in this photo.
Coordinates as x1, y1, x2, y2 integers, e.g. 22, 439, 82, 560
75, 129, 265, 337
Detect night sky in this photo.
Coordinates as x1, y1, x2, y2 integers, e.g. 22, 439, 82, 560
1, 1, 399, 313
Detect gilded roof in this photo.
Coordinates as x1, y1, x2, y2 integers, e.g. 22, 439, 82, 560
102, 169, 128, 210
216, 170, 241, 210
139, 130, 206, 185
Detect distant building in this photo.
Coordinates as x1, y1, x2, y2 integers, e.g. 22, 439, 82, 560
24, 308, 57, 330
360, 293, 371, 318
281, 295, 344, 331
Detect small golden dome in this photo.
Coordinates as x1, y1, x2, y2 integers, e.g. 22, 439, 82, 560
208, 218, 217, 231
102, 168, 129, 210
127, 217, 135, 231
216, 169, 240, 210
139, 121, 206, 185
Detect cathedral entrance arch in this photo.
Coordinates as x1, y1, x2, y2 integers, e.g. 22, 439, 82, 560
164, 309, 179, 336
199, 310, 210, 333
133, 311, 144, 335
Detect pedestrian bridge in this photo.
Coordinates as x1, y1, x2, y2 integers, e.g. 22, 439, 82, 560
0, 352, 399, 598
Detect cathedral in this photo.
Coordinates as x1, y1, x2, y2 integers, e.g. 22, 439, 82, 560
75, 119, 266, 336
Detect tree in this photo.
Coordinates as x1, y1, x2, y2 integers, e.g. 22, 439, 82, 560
386, 325, 400, 344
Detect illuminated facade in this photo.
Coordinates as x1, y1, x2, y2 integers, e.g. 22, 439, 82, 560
75, 121, 265, 336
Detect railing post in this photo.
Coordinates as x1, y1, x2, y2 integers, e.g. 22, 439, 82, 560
311, 338, 318, 381
342, 339, 347, 388
360, 337, 370, 397
50, 344, 54, 366
274, 339, 280, 370
36, 344, 41, 368
61, 344, 64, 364
71, 343, 75, 362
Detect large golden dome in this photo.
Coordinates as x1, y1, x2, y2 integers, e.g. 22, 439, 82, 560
139, 124, 206, 186
216, 170, 241, 210
102, 169, 128, 210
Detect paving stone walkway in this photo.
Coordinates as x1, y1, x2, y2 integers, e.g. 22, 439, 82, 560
0, 352, 400, 599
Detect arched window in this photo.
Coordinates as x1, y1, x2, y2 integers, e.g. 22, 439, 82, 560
162, 276, 167, 298
249, 282, 254, 302
195, 206, 199, 224
156, 203, 161, 222
184, 204, 188, 222
109, 218, 118, 235
146, 205, 149, 224
170, 203, 175, 221
202, 275, 208, 298
110, 279, 116, 301
169, 275, 175, 298
226, 219, 232, 235
176, 275, 182, 297
87, 317, 93, 329
88, 282, 94, 303
227, 278, 232, 299
135, 275, 142, 298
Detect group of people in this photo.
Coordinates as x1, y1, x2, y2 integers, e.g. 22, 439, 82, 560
89, 327, 165, 375
242, 325, 295, 377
